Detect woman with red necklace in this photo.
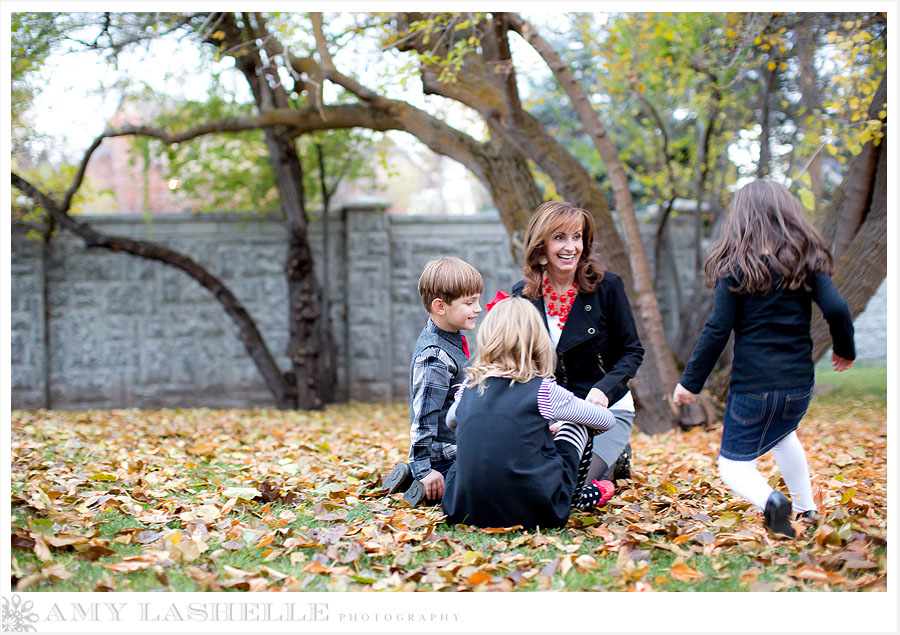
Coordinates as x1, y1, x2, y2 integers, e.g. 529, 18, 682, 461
512, 201, 644, 507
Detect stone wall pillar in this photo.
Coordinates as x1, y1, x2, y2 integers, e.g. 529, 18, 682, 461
340, 199, 393, 401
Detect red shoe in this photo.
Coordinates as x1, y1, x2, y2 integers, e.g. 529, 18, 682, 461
592, 479, 615, 506
578, 479, 615, 508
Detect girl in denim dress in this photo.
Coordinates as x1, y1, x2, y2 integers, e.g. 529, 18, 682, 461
672, 179, 855, 539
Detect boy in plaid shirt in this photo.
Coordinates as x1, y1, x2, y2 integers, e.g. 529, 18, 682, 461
382, 257, 483, 505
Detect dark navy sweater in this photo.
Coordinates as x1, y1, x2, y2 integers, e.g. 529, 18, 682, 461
680, 270, 855, 394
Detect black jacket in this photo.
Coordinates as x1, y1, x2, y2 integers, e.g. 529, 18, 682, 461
442, 377, 575, 529
679, 270, 855, 393
512, 271, 644, 405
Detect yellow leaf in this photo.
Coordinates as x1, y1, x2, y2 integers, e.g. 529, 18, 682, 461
798, 188, 816, 212
841, 487, 857, 503
767, 61, 777, 71
461, 550, 483, 565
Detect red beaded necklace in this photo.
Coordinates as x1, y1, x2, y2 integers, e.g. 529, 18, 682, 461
542, 276, 578, 328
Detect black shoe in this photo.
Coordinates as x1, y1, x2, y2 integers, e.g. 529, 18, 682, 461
402, 479, 425, 506
383, 463, 413, 494
796, 510, 819, 533
764, 491, 795, 539
612, 443, 632, 481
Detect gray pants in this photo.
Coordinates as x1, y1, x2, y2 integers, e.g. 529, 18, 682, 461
591, 408, 634, 468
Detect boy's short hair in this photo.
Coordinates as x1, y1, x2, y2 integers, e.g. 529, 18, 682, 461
418, 257, 484, 311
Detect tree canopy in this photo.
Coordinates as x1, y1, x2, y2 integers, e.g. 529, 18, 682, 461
10, 11, 888, 428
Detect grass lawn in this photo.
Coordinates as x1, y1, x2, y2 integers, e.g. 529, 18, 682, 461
9, 363, 887, 592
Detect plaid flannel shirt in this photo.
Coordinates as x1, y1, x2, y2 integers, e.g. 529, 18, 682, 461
408, 341, 460, 480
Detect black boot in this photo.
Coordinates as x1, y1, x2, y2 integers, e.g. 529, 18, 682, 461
383, 463, 413, 494
611, 443, 632, 481
402, 479, 425, 506
763, 491, 795, 539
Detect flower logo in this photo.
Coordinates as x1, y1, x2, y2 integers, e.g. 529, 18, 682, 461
1, 594, 39, 632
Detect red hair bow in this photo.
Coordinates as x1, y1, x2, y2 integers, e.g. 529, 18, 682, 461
485, 290, 510, 312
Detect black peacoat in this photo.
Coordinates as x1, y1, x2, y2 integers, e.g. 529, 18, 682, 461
512, 271, 644, 405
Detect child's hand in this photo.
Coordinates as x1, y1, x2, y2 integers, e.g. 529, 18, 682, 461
421, 470, 445, 500
832, 353, 854, 372
549, 421, 563, 436
586, 388, 609, 407
672, 383, 697, 406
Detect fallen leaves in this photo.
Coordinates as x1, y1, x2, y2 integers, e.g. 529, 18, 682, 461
669, 561, 704, 582
8, 397, 888, 592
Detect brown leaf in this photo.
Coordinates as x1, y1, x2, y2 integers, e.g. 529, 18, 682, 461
467, 571, 491, 585
480, 525, 523, 534
791, 565, 830, 583
539, 558, 559, 578
32, 534, 52, 561
80, 545, 116, 561
574, 554, 599, 569
669, 562, 704, 582
171, 539, 203, 563
185, 566, 221, 591
103, 550, 170, 572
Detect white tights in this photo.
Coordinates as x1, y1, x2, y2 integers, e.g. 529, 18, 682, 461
717, 431, 816, 513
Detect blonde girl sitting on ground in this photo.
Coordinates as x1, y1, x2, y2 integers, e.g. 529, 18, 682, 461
441, 296, 616, 530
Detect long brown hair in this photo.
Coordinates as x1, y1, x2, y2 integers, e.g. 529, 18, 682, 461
464, 297, 556, 392
704, 179, 832, 293
521, 201, 606, 297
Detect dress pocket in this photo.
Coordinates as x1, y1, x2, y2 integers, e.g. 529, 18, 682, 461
783, 387, 813, 422
728, 392, 767, 426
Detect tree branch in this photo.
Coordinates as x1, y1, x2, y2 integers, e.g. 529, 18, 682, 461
11, 171, 294, 407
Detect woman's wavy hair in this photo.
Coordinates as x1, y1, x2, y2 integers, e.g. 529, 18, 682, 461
704, 179, 833, 293
464, 297, 556, 392
521, 201, 606, 297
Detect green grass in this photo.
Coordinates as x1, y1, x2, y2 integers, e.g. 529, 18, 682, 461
814, 359, 886, 401
13, 500, 809, 592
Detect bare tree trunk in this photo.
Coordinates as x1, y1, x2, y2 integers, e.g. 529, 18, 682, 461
756, 64, 777, 178
811, 83, 887, 360
225, 11, 335, 409
509, 13, 681, 433
795, 17, 824, 207
818, 74, 887, 261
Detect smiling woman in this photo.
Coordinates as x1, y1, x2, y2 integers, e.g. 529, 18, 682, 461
512, 201, 645, 507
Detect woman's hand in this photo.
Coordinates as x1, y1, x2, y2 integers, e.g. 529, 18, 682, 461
832, 353, 854, 372
672, 383, 697, 406
549, 421, 564, 436
586, 388, 609, 407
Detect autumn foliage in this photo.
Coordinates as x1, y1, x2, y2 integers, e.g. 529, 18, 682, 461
10, 394, 886, 592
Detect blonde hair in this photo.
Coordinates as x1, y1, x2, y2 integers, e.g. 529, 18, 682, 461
704, 179, 832, 293
521, 201, 606, 297
418, 256, 484, 311
464, 297, 556, 391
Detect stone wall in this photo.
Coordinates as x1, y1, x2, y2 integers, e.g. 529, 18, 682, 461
9, 205, 888, 410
